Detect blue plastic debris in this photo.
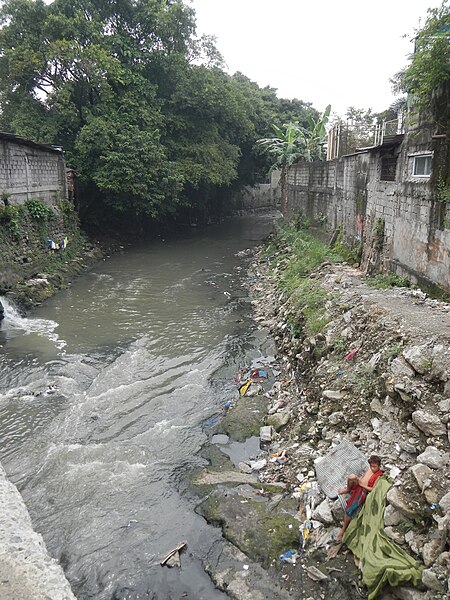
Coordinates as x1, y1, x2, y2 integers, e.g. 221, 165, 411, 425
279, 549, 298, 564
203, 416, 220, 428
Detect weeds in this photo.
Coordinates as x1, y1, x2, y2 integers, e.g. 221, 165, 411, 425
366, 273, 410, 289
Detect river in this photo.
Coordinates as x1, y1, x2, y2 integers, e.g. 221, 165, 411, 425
0, 214, 275, 600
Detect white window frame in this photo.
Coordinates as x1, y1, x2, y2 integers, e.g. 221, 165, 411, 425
411, 153, 432, 178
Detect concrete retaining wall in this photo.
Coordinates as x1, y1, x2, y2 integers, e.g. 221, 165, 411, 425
0, 133, 67, 206
283, 89, 450, 292
0, 462, 76, 599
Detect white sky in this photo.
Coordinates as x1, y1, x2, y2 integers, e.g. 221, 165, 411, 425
189, 0, 444, 116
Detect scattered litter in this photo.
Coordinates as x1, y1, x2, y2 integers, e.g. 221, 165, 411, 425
326, 543, 342, 560
250, 458, 267, 471
305, 565, 328, 581
239, 380, 252, 396
160, 542, 187, 568
279, 549, 299, 564
245, 383, 262, 397
249, 368, 268, 381
344, 347, 360, 361
243, 564, 249, 570
389, 466, 401, 479
429, 503, 438, 510
203, 416, 219, 428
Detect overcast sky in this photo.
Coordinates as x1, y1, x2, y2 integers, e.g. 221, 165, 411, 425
189, 0, 443, 116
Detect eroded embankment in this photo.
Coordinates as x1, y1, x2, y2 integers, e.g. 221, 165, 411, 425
0, 199, 102, 313
193, 228, 449, 600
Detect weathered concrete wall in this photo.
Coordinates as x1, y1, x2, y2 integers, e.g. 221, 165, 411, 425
232, 182, 280, 212
0, 462, 76, 600
0, 133, 67, 206
284, 88, 450, 292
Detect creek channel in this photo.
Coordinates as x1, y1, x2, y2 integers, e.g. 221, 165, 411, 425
0, 213, 277, 600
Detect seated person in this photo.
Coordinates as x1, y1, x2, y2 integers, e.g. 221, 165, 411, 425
336, 455, 383, 541
358, 454, 383, 492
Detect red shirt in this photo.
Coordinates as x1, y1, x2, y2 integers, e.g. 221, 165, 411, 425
368, 470, 383, 489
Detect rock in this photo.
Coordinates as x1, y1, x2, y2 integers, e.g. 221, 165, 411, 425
438, 396, 450, 414
422, 568, 444, 593
322, 390, 346, 401
266, 409, 291, 431
422, 536, 446, 567
384, 505, 403, 527
417, 446, 448, 470
312, 499, 334, 524
0, 300, 4, 321
239, 462, 253, 474
439, 490, 450, 514
195, 470, 257, 485
412, 410, 446, 437
390, 357, 416, 379
249, 459, 266, 471
328, 411, 344, 425
384, 527, 404, 544
387, 487, 419, 520
211, 434, 229, 445
403, 345, 432, 375
393, 588, 427, 600
259, 426, 275, 443
411, 463, 433, 489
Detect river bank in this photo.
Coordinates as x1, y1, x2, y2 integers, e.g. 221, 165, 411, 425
193, 225, 450, 600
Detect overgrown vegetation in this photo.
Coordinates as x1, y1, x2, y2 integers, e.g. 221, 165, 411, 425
392, 2, 450, 110
266, 223, 343, 335
366, 273, 410, 289
0, 0, 320, 229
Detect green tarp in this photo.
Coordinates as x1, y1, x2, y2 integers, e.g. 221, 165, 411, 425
343, 476, 423, 600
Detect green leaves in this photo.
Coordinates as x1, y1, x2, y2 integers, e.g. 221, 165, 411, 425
392, 2, 450, 109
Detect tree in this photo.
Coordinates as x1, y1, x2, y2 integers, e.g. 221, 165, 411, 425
257, 105, 331, 214
392, 2, 450, 111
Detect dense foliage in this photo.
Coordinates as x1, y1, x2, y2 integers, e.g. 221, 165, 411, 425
392, 2, 450, 109
0, 0, 318, 228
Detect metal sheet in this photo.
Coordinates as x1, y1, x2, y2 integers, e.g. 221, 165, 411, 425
314, 439, 369, 499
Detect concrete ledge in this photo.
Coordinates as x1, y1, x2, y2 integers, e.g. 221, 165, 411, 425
0, 463, 76, 600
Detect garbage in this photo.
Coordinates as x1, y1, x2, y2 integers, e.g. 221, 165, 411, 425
305, 565, 328, 581
245, 383, 262, 397
203, 416, 220, 428
160, 542, 187, 568
239, 380, 253, 396
249, 458, 267, 471
344, 348, 359, 361
249, 368, 268, 381
279, 549, 299, 564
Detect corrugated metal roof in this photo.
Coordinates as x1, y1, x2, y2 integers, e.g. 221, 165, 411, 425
0, 131, 63, 154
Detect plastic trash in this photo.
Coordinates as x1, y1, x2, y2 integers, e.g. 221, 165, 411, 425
279, 549, 298, 564
344, 348, 359, 361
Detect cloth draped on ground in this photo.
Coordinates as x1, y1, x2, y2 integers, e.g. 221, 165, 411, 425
343, 476, 423, 600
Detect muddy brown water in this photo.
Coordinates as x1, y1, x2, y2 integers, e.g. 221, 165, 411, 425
0, 214, 277, 600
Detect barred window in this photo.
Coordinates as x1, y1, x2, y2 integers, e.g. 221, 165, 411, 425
380, 156, 397, 181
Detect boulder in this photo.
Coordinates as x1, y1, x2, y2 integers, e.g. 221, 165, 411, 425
384, 505, 403, 527
411, 410, 446, 437
416, 446, 448, 470
422, 536, 446, 567
390, 357, 416, 379
411, 463, 433, 490
322, 390, 346, 401
328, 411, 344, 425
403, 345, 432, 375
439, 490, 450, 514
387, 487, 419, 520
312, 499, 334, 524
422, 569, 444, 593
266, 409, 291, 431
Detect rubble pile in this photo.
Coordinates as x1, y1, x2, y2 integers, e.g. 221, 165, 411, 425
245, 252, 450, 599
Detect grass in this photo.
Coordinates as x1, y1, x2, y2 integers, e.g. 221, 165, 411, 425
366, 273, 410, 289
266, 223, 342, 335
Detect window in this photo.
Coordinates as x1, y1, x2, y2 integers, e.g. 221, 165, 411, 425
413, 154, 432, 177
380, 156, 397, 181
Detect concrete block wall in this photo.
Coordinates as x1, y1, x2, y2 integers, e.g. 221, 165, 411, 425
0, 136, 67, 206
283, 118, 450, 291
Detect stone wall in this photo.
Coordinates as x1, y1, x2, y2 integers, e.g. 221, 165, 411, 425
284, 88, 450, 292
0, 133, 67, 206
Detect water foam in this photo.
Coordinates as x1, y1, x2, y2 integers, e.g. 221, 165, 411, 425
0, 296, 66, 349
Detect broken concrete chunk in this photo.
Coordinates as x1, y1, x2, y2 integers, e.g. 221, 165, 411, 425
312, 499, 334, 524
305, 565, 328, 581
416, 446, 449, 470
322, 390, 346, 401
439, 490, 450, 514
384, 527, 404, 545
403, 345, 432, 375
422, 536, 446, 567
411, 463, 433, 490
411, 410, 446, 437
390, 357, 416, 379
266, 409, 291, 431
422, 568, 444, 592
259, 425, 275, 443
384, 505, 403, 527
386, 487, 419, 520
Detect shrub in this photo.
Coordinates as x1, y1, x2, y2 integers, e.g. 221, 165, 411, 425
26, 198, 54, 221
